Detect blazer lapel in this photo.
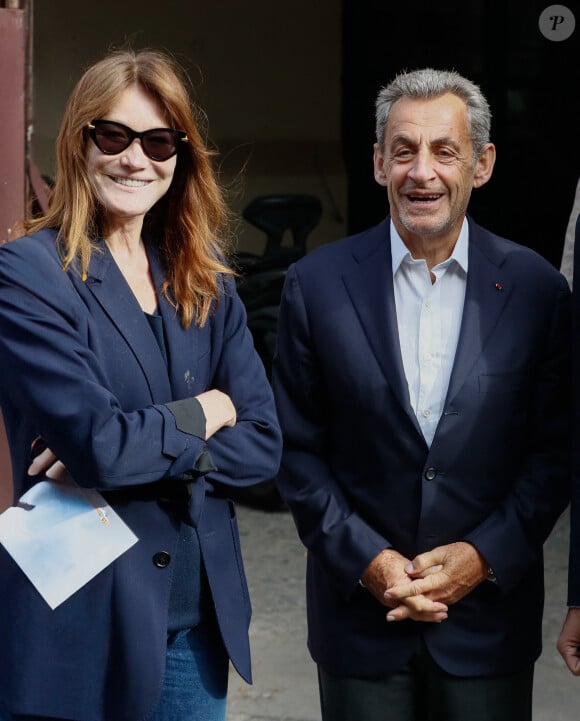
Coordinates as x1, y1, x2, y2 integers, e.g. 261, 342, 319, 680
342, 220, 421, 432
146, 241, 201, 400
445, 221, 511, 405
76, 241, 173, 404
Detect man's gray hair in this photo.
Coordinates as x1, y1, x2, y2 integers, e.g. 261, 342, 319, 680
375, 68, 491, 159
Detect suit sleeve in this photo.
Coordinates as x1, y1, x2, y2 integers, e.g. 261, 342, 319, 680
273, 265, 391, 597
567, 212, 580, 605
0, 241, 280, 492
464, 276, 571, 593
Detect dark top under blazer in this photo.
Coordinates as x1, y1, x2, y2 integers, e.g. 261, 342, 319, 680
0, 229, 282, 721
272, 216, 571, 679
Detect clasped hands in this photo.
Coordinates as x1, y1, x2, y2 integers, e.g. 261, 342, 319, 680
360, 542, 488, 624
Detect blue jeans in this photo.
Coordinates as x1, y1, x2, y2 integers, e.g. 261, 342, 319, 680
151, 625, 229, 721
0, 625, 228, 721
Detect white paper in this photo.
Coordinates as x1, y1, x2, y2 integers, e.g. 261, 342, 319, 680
0, 477, 138, 609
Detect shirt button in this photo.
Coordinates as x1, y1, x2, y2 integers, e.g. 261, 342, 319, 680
424, 468, 437, 481
153, 551, 171, 568
422, 409, 432, 418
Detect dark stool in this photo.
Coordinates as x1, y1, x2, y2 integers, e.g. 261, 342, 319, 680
236, 193, 322, 271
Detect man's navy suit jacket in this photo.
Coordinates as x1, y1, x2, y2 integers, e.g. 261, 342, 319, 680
273, 216, 571, 678
0, 229, 282, 721
568, 211, 580, 604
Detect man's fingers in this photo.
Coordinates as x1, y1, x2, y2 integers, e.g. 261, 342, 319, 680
386, 599, 448, 624
386, 605, 412, 622
557, 610, 580, 675
385, 573, 440, 601
404, 595, 448, 614
384, 581, 418, 600
409, 563, 443, 578
404, 550, 444, 575
559, 646, 580, 676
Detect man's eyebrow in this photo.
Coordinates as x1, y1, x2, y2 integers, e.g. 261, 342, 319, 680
389, 133, 415, 147
430, 136, 462, 150
389, 134, 461, 150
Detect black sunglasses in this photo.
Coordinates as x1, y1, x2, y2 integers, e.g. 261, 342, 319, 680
87, 119, 188, 162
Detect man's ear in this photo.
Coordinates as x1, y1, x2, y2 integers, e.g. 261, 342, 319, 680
373, 143, 389, 187
473, 143, 496, 189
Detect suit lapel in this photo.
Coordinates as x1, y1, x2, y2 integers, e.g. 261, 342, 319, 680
445, 221, 511, 405
76, 241, 173, 404
342, 221, 421, 432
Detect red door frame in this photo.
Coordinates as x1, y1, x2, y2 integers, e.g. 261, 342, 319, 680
0, 0, 31, 509
0, 4, 28, 244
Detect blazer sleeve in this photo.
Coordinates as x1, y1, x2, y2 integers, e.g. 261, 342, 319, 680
187, 277, 282, 489
273, 264, 392, 597
0, 239, 280, 492
464, 274, 572, 593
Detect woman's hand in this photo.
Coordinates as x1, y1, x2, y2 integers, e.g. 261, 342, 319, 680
26, 388, 237, 481
196, 389, 237, 439
27, 439, 68, 480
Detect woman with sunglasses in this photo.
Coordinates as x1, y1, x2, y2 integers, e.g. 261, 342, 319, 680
0, 49, 281, 721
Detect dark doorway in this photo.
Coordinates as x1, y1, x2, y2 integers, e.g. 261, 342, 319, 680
341, 0, 578, 267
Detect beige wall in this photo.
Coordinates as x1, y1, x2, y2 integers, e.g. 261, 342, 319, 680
32, 0, 347, 251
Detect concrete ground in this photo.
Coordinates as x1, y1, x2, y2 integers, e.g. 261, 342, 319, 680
226, 504, 579, 721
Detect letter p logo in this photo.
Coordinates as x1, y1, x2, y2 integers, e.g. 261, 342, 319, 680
539, 5, 576, 40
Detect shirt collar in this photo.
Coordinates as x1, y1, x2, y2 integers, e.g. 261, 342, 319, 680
390, 218, 469, 277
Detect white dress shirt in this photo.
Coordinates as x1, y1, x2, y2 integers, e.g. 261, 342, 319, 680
391, 219, 469, 446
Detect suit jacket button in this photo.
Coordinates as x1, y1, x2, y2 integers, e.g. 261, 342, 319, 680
153, 551, 171, 568
424, 467, 437, 481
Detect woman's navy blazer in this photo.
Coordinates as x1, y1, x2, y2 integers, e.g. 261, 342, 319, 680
0, 228, 282, 721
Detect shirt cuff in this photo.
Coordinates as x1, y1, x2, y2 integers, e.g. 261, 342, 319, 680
164, 397, 206, 439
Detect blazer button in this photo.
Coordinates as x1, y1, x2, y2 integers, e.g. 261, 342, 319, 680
424, 467, 437, 481
153, 551, 171, 568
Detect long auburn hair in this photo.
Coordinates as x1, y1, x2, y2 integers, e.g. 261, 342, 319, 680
21, 49, 233, 328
